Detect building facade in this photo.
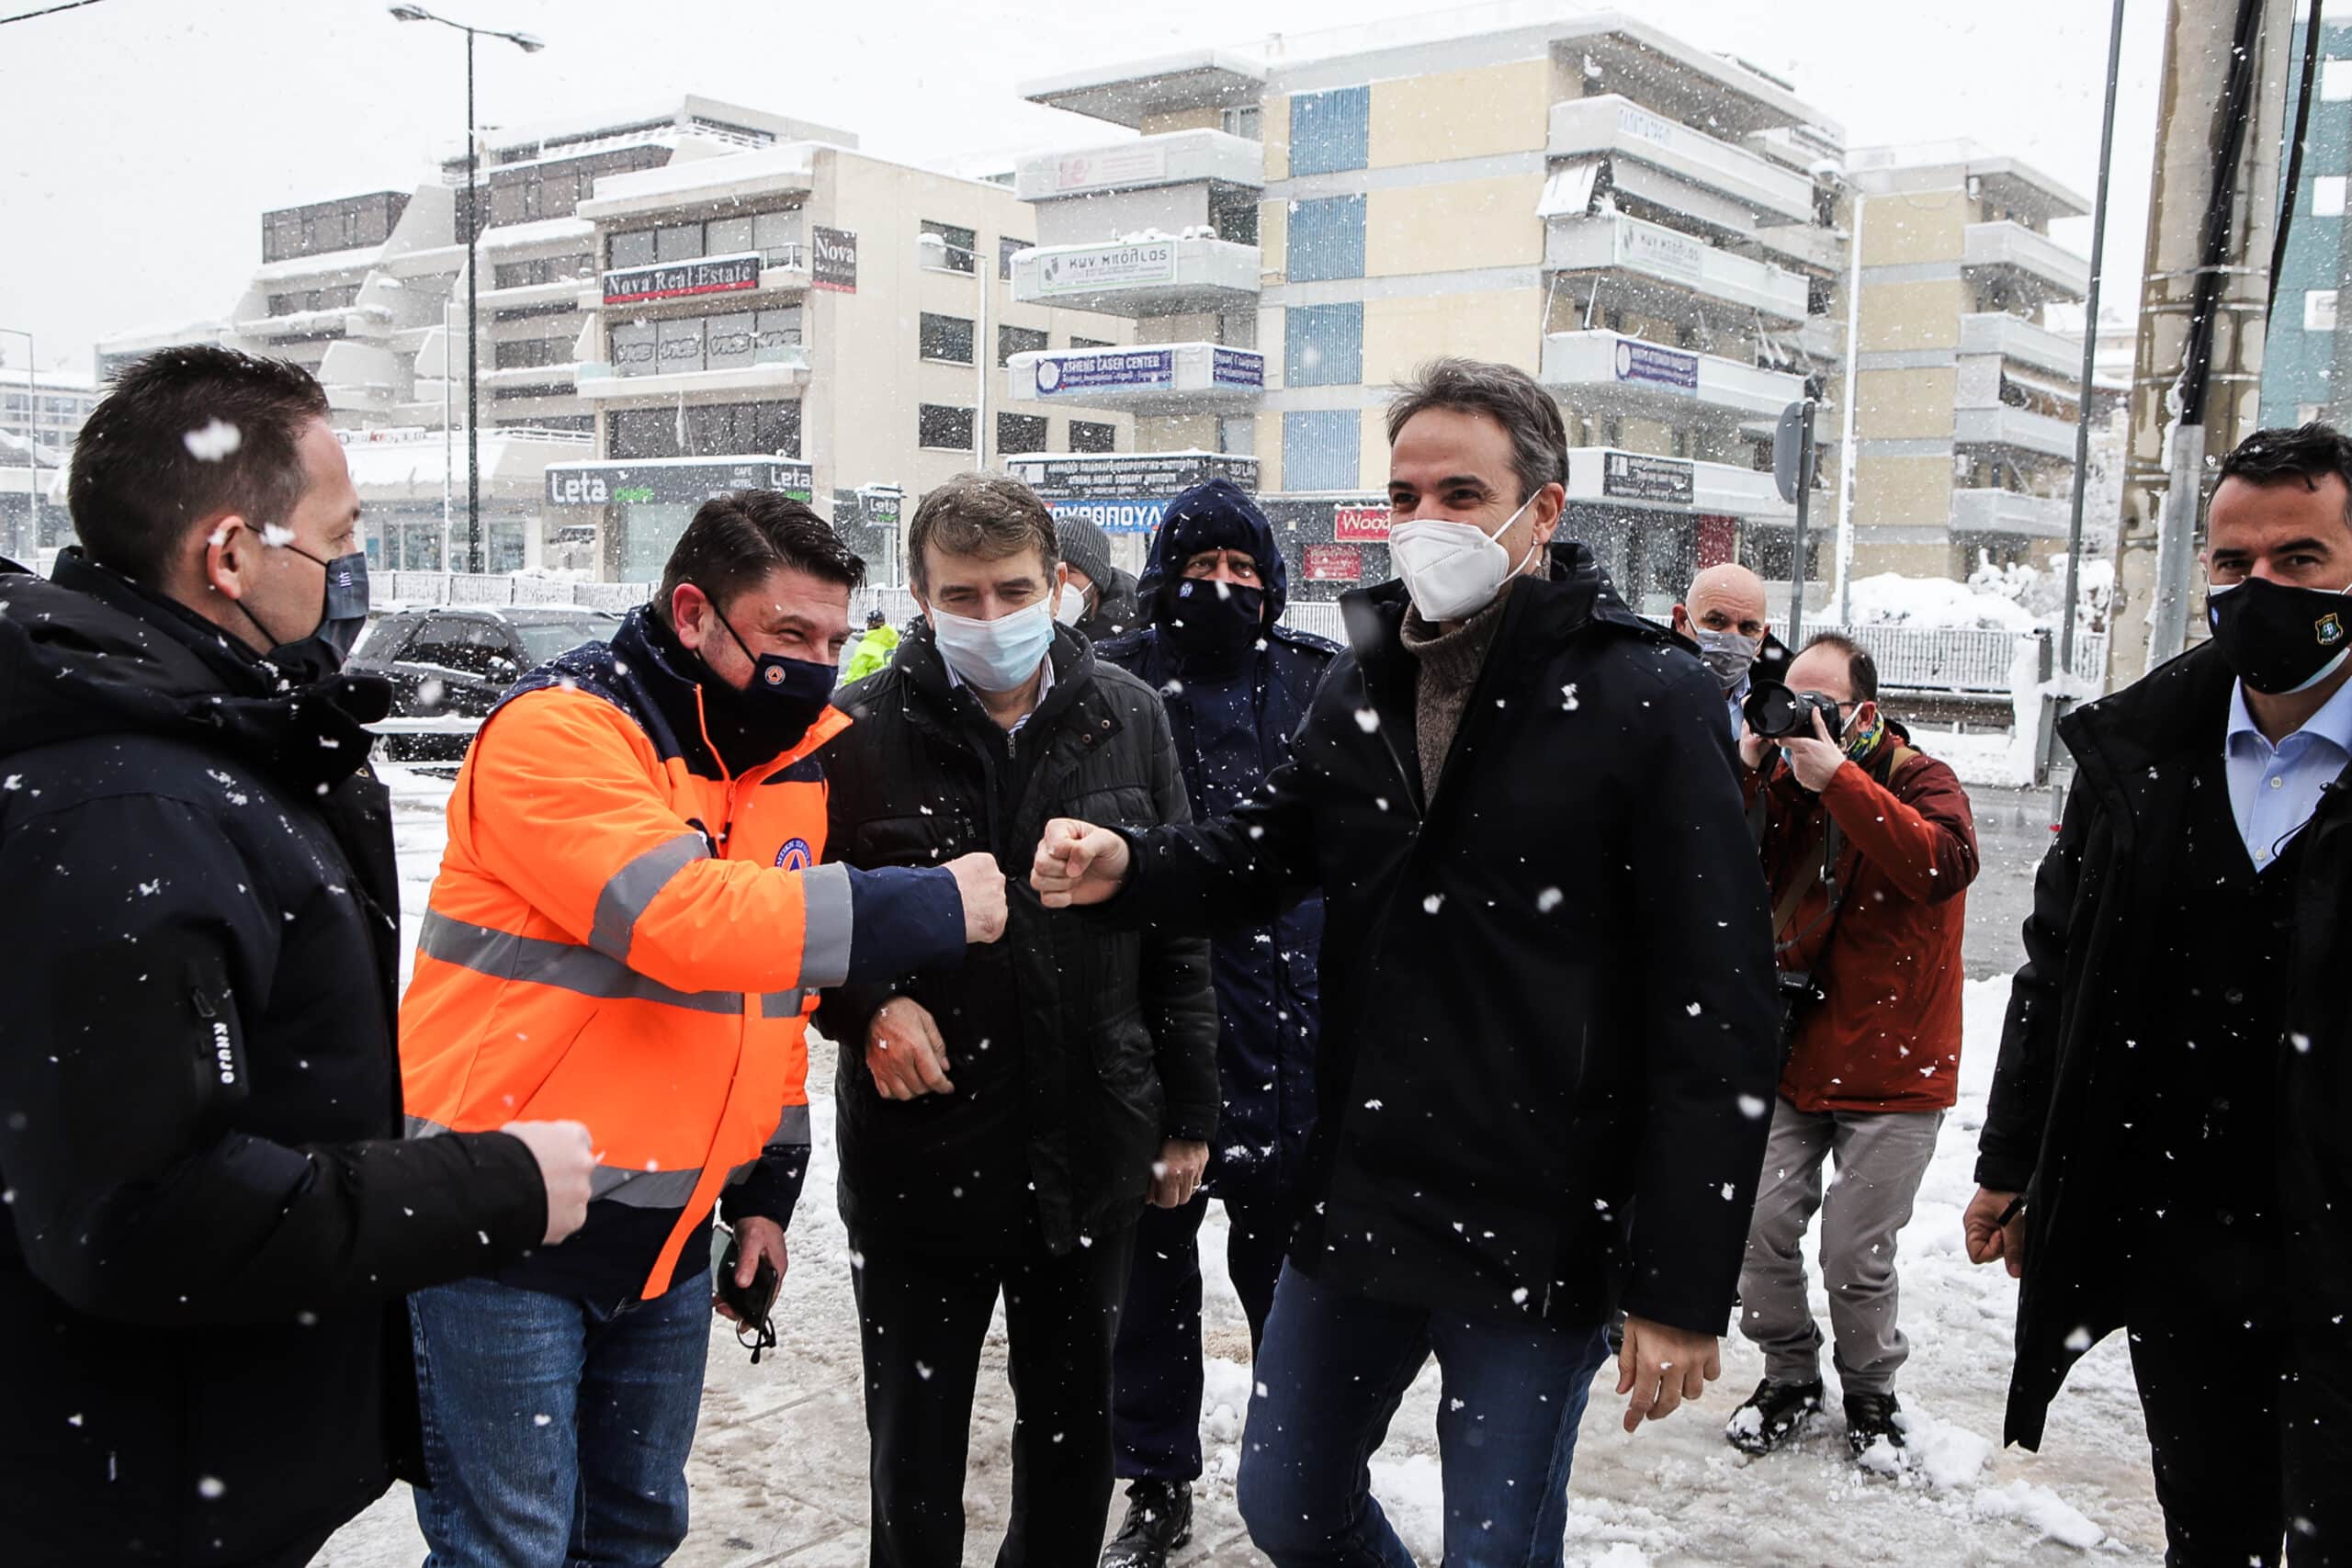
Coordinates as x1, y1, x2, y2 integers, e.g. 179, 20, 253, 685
1005, 8, 1854, 610
0, 368, 96, 557
2261, 16, 2352, 431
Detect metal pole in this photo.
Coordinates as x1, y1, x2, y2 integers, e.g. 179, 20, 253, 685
2060, 0, 2131, 689
465, 25, 481, 573
974, 243, 989, 472
23, 336, 35, 561
1789, 397, 1816, 646
442, 297, 454, 571
1833, 195, 1864, 625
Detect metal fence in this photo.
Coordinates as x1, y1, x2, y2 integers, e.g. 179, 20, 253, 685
373, 574, 2107, 696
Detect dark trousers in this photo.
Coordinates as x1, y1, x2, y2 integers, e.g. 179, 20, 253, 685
1110, 1171, 1290, 1482
2128, 1315, 2352, 1566
852, 1225, 1138, 1568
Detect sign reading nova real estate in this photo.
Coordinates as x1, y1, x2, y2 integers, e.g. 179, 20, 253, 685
1600, 450, 1696, 506
811, 227, 857, 294
602, 252, 763, 306
546, 457, 813, 508
1612, 338, 1700, 394
1033, 240, 1177, 299
1033, 349, 1176, 398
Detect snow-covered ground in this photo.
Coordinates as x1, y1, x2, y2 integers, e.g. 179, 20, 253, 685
328, 767, 2165, 1567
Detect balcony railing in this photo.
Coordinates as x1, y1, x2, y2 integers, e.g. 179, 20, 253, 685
1545, 213, 1808, 327
1962, 222, 2089, 303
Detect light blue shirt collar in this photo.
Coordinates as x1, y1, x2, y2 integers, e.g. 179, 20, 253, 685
2225, 673, 2352, 758
943, 645, 1055, 734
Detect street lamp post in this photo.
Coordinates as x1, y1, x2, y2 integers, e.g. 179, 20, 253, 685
916, 231, 989, 471
389, 4, 544, 574
0, 327, 38, 563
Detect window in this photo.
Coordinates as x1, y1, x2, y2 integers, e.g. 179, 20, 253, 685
1069, 419, 1116, 454
658, 317, 707, 375
1285, 302, 1363, 387
2308, 289, 2338, 334
999, 324, 1049, 367
611, 400, 799, 460
705, 310, 756, 371
753, 209, 805, 265
921, 220, 978, 273
920, 403, 976, 449
492, 336, 570, 370
1070, 337, 1115, 351
1283, 410, 1360, 491
1290, 85, 1370, 176
2325, 58, 2352, 101
920, 312, 976, 364
1222, 105, 1262, 141
655, 223, 706, 263
1000, 236, 1031, 280
609, 230, 657, 269
2318, 176, 2347, 219
755, 306, 805, 360
493, 254, 591, 289
611, 321, 657, 375
1210, 186, 1261, 246
267, 283, 361, 316
998, 412, 1048, 455
1218, 415, 1256, 456
1289, 195, 1365, 283
707, 215, 756, 256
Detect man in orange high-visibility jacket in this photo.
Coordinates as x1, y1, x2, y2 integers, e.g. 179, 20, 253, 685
400, 491, 1005, 1568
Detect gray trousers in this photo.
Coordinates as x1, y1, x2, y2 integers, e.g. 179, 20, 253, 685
1736, 1098, 1943, 1396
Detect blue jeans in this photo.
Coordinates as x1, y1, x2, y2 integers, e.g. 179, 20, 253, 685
409, 1276, 710, 1568
1235, 1265, 1613, 1568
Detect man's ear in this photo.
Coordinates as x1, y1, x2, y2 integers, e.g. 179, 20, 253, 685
670, 581, 710, 653
1531, 481, 1567, 546
1669, 604, 1691, 637
200, 513, 254, 601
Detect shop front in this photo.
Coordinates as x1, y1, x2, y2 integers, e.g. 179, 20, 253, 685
1005, 450, 1259, 576
544, 456, 815, 584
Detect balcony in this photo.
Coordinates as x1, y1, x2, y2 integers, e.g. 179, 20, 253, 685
1540, 331, 1804, 424
477, 275, 595, 313
1015, 130, 1263, 202
1020, 50, 1267, 129
1546, 96, 1815, 234
1010, 235, 1260, 316
573, 351, 809, 403
1953, 401, 2078, 461
1562, 446, 1796, 520
1951, 487, 2073, 538
1545, 213, 1807, 328
1962, 221, 2089, 304
1007, 343, 1262, 410
1957, 311, 2084, 380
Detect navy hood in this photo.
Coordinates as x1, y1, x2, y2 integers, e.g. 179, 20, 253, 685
1137, 479, 1289, 626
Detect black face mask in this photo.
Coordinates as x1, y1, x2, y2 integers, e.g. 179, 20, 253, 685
2205, 575, 2352, 695
697, 606, 835, 772
1164, 579, 1266, 662
236, 545, 370, 687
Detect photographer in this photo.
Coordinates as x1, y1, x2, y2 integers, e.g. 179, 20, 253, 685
1725, 632, 1978, 1463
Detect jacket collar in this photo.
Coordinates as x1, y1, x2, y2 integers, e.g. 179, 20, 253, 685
2059, 641, 2238, 797
896, 618, 1102, 739
605, 607, 848, 780
1340, 537, 1646, 676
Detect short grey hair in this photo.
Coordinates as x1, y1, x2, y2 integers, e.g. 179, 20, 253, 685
1384, 357, 1567, 507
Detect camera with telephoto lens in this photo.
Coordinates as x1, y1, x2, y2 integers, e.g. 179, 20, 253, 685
1743, 681, 1846, 743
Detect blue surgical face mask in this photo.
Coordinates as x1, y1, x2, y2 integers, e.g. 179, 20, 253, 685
930, 600, 1056, 692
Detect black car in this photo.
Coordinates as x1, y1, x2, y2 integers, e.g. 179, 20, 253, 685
351, 604, 623, 761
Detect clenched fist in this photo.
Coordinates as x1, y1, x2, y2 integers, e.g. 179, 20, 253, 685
945, 851, 1007, 944
502, 1119, 595, 1244
1030, 818, 1131, 908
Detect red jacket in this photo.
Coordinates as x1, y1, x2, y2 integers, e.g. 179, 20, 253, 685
1747, 725, 1979, 1112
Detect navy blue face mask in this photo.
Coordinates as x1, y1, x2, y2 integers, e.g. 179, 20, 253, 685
699, 606, 834, 771
236, 544, 370, 687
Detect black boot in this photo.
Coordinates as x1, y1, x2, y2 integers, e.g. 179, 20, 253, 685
1724, 1377, 1825, 1455
1845, 1390, 1909, 1464
1100, 1479, 1193, 1568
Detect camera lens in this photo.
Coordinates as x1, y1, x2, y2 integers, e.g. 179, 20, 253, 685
1742, 682, 1804, 739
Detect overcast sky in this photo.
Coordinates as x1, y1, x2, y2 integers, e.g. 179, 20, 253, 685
0, 0, 2165, 378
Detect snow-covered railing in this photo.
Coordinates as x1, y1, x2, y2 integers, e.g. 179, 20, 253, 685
1822, 625, 2107, 696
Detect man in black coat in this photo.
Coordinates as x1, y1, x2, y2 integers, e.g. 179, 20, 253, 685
1056, 513, 1143, 644
1966, 423, 2352, 1565
818, 473, 1219, 1568
0, 346, 590, 1567
1093, 479, 1339, 1568
1035, 358, 1780, 1568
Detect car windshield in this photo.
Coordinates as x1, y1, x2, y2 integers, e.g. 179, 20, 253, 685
511, 617, 618, 664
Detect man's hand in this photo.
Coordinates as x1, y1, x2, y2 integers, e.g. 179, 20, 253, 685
1616, 1315, 1723, 1434
1963, 1187, 2029, 1279
866, 997, 954, 1100
1148, 1139, 1209, 1209
1031, 818, 1132, 908
945, 851, 1007, 944
1780, 707, 1849, 794
714, 1215, 788, 1324
1737, 722, 1772, 773
501, 1119, 595, 1245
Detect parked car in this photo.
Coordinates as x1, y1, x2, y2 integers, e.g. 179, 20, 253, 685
350, 604, 623, 761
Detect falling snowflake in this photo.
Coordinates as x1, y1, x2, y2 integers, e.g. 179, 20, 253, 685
1536, 887, 1563, 912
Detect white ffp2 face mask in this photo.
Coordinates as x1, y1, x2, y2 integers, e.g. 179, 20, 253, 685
1389, 495, 1539, 623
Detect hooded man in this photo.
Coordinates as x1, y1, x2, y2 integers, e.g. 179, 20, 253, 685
1091, 479, 1340, 1567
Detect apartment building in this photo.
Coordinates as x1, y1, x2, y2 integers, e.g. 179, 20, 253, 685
0, 368, 96, 556
1005, 6, 1853, 610
1844, 141, 2093, 577
2261, 14, 2352, 430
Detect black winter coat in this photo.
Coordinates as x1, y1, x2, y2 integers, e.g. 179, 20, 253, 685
2283, 750, 2352, 1335
1981, 642, 2352, 1448
817, 625, 1219, 1257
0, 552, 548, 1564
1109, 543, 1781, 1334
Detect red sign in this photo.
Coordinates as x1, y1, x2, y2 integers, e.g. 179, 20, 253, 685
1332, 505, 1391, 543
1303, 545, 1363, 581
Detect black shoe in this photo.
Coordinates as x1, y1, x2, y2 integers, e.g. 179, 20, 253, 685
1100, 1479, 1193, 1568
1724, 1377, 1825, 1455
1845, 1390, 1909, 1464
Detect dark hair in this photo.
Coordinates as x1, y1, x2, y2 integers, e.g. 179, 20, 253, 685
69, 344, 332, 585
2215, 423, 2352, 529
1384, 357, 1566, 507
907, 473, 1057, 591
1801, 630, 1879, 705
656, 490, 865, 623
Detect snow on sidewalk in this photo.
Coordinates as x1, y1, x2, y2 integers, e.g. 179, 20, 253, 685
326, 770, 2165, 1566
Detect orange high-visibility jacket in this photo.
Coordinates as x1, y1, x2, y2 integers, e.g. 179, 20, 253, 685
400, 610, 967, 1298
